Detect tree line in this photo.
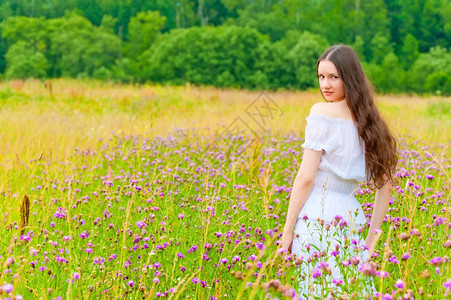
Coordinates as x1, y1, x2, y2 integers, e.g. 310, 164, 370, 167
0, 0, 450, 94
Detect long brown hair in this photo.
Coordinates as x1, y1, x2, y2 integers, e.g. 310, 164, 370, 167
317, 45, 398, 188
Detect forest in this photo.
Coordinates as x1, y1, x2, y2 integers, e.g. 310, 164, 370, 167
0, 0, 450, 94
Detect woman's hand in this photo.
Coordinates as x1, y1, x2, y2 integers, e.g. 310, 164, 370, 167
281, 232, 293, 253
365, 229, 382, 257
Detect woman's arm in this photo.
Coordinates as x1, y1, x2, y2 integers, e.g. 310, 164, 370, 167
281, 149, 322, 251
365, 181, 393, 256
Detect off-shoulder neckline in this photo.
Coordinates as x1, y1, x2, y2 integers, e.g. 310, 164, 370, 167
307, 113, 355, 124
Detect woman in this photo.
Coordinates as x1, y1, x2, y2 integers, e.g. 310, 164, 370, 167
281, 45, 398, 296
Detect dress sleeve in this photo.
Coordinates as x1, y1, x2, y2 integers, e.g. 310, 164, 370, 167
301, 114, 332, 152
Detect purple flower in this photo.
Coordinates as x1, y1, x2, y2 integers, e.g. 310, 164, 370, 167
255, 261, 263, 268
2, 283, 13, 293
332, 279, 343, 286
127, 280, 135, 287
20, 235, 31, 242
401, 252, 411, 260
359, 262, 375, 276
394, 279, 405, 289
136, 221, 147, 229
248, 254, 257, 261
73, 272, 80, 280
180, 266, 186, 272
426, 174, 434, 180
220, 258, 228, 264
187, 245, 198, 254
153, 262, 161, 269
376, 271, 389, 277
79, 231, 90, 239
255, 242, 265, 251
177, 252, 184, 259
312, 269, 321, 279
444, 279, 451, 288
177, 214, 184, 219
53, 207, 67, 219
429, 256, 443, 266
202, 253, 210, 261
388, 255, 399, 264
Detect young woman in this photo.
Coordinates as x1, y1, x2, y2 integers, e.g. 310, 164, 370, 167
281, 45, 398, 295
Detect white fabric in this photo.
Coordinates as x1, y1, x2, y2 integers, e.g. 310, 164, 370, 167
292, 113, 374, 298
298, 113, 367, 226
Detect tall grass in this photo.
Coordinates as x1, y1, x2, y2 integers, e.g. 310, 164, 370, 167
0, 79, 449, 299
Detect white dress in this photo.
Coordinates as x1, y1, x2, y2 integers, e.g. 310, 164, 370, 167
292, 114, 374, 298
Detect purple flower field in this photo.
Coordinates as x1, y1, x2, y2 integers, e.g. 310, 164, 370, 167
1, 127, 449, 299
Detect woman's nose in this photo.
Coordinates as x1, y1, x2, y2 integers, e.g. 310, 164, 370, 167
322, 78, 331, 88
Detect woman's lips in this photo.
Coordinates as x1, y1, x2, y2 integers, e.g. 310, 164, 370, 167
323, 91, 333, 96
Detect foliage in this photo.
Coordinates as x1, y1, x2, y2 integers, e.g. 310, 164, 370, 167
126, 11, 166, 58
0, 0, 450, 93
407, 46, 451, 95
288, 32, 328, 89
140, 25, 270, 88
4, 41, 48, 79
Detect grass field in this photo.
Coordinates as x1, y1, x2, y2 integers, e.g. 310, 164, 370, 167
0, 79, 449, 299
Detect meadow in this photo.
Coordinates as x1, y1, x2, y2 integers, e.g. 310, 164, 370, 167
0, 79, 449, 299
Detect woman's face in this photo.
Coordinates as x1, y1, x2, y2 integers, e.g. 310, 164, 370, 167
317, 60, 345, 103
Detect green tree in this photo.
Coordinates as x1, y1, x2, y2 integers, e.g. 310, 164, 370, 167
0, 16, 46, 47
370, 31, 393, 63
126, 11, 166, 59
441, 0, 451, 41
46, 12, 121, 77
4, 41, 48, 79
288, 31, 329, 89
232, 8, 292, 42
400, 33, 419, 68
424, 71, 451, 95
364, 52, 405, 94
0, 28, 7, 74
360, 0, 391, 59
408, 46, 451, 93
253, 40, 296, 90
380, 52, 405, 93
419, 0, 448, 50
140, 25, 269, 88
100, 14, 118, 34
0, 2, 13, 20
351, 35, 365, 61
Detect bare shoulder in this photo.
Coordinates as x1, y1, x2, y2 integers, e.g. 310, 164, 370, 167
309, 102, 332, 116
309, 102, 353, 120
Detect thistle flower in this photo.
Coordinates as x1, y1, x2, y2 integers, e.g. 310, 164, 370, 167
2, 283, 13, 293
394, 279, 405, 289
